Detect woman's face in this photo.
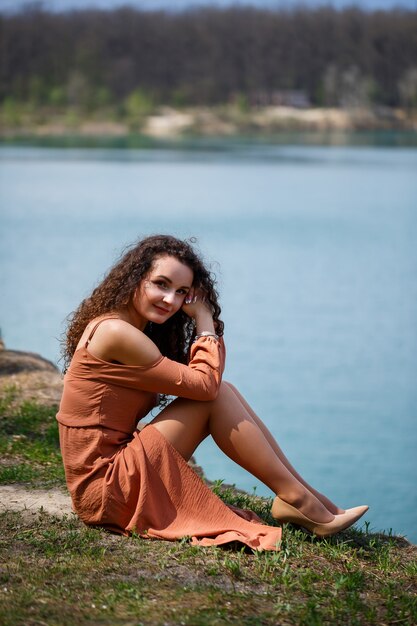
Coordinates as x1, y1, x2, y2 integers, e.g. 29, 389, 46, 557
133, 255, 194, 326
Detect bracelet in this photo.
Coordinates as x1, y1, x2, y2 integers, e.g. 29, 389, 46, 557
193, 331, 219, 342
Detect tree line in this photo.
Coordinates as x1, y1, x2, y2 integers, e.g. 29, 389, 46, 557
1, 4, 417, 113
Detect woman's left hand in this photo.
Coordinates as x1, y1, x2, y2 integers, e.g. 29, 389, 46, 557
182, 287, 212, 320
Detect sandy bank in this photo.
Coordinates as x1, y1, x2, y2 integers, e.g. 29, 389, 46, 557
1, 105, 415, 140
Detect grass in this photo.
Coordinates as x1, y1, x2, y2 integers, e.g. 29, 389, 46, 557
0, 384, 65, 486
0, 385, 416, 625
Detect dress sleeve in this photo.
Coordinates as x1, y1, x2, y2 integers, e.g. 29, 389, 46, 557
98, 336, 225, 400
129, 335, 226, 401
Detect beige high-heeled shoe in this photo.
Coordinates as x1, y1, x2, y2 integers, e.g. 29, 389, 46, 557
271, 497, 369, 537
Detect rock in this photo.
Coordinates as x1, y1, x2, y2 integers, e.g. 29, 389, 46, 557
0, 345, 63, 407
0, 348, 59, 377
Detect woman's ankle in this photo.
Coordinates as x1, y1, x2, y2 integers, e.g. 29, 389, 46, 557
314, 490, 345, 515
276, 488, 308, 509
276, 489, 334, 523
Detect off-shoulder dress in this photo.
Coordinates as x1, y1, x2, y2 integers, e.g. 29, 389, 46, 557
56, 319, 282, 550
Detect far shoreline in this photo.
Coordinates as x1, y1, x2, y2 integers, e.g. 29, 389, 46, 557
1, 129, 417, 150
1, 104, 416, 146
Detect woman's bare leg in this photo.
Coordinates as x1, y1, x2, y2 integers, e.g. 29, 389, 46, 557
224, 383, 344, 514
150, 382, 334, 523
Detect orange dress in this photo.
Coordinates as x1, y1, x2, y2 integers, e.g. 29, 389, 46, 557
56, 320, 282, 551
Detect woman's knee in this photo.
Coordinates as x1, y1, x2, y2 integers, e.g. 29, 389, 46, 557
212, 380, 239, 407
216, 380, 232, 398
222, 380, 239, 395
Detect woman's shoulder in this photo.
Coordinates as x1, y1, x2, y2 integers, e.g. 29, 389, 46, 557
96, 317, 146, 342
77, 315, 125, 349
90, 316, 134, 334
86, 317, 161, 367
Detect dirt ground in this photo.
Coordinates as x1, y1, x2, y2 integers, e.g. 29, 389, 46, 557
0, 484, 73, 521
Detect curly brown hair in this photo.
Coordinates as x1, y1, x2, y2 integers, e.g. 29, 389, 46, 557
62, 234, 224, 372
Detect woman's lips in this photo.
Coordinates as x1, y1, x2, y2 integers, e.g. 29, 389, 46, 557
153, 304, 170, 314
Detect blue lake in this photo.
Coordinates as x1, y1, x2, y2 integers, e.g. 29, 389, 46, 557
1, 137, 416, 542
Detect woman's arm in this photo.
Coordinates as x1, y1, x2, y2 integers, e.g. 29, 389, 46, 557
86, 318, 225, 401
130, 335, 225, 401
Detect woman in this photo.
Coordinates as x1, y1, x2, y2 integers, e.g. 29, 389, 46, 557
57, 234, 368, 551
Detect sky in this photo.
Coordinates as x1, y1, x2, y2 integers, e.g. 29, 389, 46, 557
1, 0, 416, 14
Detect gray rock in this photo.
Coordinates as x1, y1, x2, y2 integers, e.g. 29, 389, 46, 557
0, 349, 60, 377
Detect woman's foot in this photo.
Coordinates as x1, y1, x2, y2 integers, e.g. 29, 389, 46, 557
271, 497, 369, 537
315, 491, 345, 515
278, 490, 334, 524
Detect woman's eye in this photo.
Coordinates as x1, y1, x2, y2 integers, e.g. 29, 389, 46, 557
177, 289, 188, 295
154, 280, 168, 290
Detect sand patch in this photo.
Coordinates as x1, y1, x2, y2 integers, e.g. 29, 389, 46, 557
0, 484, 73, 521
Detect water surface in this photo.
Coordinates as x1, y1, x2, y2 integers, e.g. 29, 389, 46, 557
1, 138, 416, 542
